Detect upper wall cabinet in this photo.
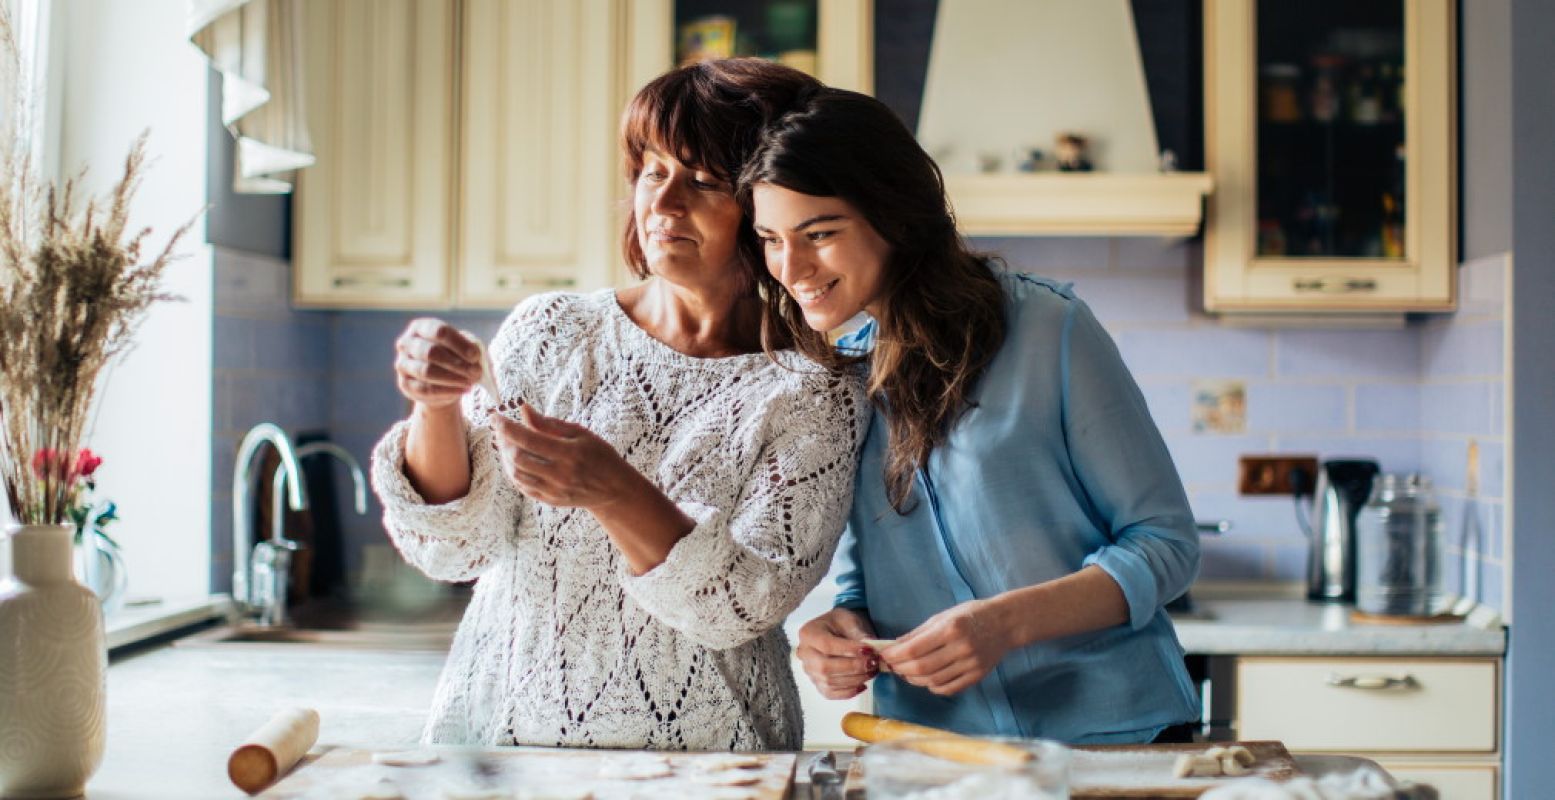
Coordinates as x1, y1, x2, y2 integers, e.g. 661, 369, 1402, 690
1203, 0, 1456, 314
294, 0, 628, 309
294, 0, 456, 308
457, 0, 626, 308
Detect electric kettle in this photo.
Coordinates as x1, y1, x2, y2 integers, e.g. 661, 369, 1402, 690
1299, 458, 1381, 602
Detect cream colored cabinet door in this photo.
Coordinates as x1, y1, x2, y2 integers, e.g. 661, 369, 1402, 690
1203, 0, 1456, 314
456, 0, 628, 308
294, 0, 456, 308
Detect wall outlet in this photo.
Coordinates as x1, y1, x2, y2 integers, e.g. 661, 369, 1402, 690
1238, 455, 1320, 495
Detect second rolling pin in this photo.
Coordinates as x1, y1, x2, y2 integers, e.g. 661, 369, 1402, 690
841, 712, 1034, 767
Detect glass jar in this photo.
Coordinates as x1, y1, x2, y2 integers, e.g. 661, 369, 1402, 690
1356, 473, 1443, 616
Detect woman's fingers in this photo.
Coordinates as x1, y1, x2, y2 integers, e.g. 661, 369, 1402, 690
394, 319, 484, 408
395, 352, 474, 389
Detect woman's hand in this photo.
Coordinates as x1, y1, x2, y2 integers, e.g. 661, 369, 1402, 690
796, 608, 880, 700
492, 404, 633, 509
879, 598, 1013, 697
394, 319, 482, 411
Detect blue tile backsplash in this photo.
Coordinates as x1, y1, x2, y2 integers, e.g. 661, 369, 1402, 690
211, 242, 1508, 611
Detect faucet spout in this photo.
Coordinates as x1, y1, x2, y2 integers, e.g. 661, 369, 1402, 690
232, 423, 309, 610
268, 441, 369, 547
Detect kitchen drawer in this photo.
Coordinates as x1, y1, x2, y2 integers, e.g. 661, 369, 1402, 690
1236, 657, 1498, 753
1378, 763, 1497, 800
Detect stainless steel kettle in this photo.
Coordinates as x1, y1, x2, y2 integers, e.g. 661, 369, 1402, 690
1299, 459, 1381, 602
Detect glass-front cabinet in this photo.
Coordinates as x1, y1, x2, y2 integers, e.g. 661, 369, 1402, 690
1204, 0, 1455, 314
626, 0, 872, 96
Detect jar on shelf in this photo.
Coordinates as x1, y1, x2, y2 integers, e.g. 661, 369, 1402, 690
1260, 63, 1304, 123
1307, 54, 1345, 123
1356, 473, 1444, 616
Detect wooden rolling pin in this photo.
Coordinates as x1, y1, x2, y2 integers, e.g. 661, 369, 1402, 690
227, 707, 320, 794
841, 712, 1034, 767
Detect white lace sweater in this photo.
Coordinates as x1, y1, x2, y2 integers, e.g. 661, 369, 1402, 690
370, 290, 867, 751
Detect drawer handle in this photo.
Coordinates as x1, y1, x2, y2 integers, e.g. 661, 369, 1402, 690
495, 275, 578, 289
1292, 277, 1379, 293
1326, 672, 1419, 691
332, 275, 412, 289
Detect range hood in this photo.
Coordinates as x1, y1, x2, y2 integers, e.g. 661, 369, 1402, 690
916, 0, 1212, 237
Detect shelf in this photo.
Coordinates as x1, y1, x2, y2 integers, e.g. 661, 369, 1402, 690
944, 172, 1214, 237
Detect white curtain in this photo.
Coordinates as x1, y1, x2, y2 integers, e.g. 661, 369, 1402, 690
188, 0, 312, 193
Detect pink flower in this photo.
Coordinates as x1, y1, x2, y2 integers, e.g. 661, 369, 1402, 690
74, 449, 102, 478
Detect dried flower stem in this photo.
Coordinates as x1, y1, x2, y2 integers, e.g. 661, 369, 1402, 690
0, 5, 193, 525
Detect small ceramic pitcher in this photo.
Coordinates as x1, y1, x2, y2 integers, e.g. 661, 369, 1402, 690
0, 523, 108, 799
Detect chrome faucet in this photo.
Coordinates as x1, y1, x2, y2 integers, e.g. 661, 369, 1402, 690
256, 442, 369, 627
232, 423, 309, 618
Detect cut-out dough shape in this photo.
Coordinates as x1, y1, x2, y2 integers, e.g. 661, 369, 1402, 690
372, 750, 442, 767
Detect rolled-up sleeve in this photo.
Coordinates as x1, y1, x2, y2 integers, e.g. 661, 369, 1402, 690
620, 375, 867, 650
1061, 301, 1199, 630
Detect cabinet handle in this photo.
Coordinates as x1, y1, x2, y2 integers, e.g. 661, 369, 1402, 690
1326, 672, 1419, 691
332, 275, 412, 289
495, 275, 578, 290
1292, 277, 1379, 293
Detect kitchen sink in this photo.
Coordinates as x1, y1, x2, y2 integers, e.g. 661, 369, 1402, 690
175, 595, 465, 651
177, 623, 455, 651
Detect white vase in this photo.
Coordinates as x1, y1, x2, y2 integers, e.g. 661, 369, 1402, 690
0, 523, 107, 799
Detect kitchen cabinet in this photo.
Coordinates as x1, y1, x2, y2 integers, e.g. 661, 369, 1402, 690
455, 0, 626, 308
294, 0, 630, 309
294, 1, 870, 309
1236, 656, 1501, 799
1203, 0, 1456, 314
293, 0, 457, 308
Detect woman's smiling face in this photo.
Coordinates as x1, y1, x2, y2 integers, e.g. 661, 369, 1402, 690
751, 184, 891, 332
633, 149, 743, 283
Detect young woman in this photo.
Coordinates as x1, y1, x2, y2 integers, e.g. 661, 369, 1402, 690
741, 88, 1202, 744
370, 61, 866, 750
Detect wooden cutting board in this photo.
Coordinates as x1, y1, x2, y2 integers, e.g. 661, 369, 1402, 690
259, 746, 796, 799
844, 740, 1298, 799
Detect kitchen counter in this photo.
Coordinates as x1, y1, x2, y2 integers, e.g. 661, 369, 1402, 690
89, 641, 443, 799
1170, 585, 1507, 656
88, 636, 1407, 799
83, 585, 1475, 798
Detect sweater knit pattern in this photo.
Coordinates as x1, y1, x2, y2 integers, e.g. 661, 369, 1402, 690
370, 290, 866, 750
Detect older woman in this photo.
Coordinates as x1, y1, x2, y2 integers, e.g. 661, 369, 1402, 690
369, 61, 866, 750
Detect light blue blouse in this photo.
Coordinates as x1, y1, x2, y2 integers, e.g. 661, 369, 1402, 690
834, 270, 1201, 744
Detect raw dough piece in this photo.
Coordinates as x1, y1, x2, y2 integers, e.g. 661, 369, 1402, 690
372, 750, 442, 767
349, 778, 405, 800
440, 786, 512, 800
693, 754, 766, 771
515, 790, 594, 800
688, 770, 763, 787
860, 638, 897, 651
472, 336, 501, 401
597, 755, 674, 780
1220, 756, 1250, 776
1228, 745, 1256, 766
1173, 753, 1224, 778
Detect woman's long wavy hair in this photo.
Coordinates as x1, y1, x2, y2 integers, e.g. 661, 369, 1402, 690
738, 89, 1007, 513
619, 58, 821, 292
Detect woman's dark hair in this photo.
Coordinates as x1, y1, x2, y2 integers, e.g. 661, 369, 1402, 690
738, 88, 1008, 513
619, 59, 822, 282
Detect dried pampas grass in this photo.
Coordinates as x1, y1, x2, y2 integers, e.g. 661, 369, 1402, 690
0, 7, 196, 525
